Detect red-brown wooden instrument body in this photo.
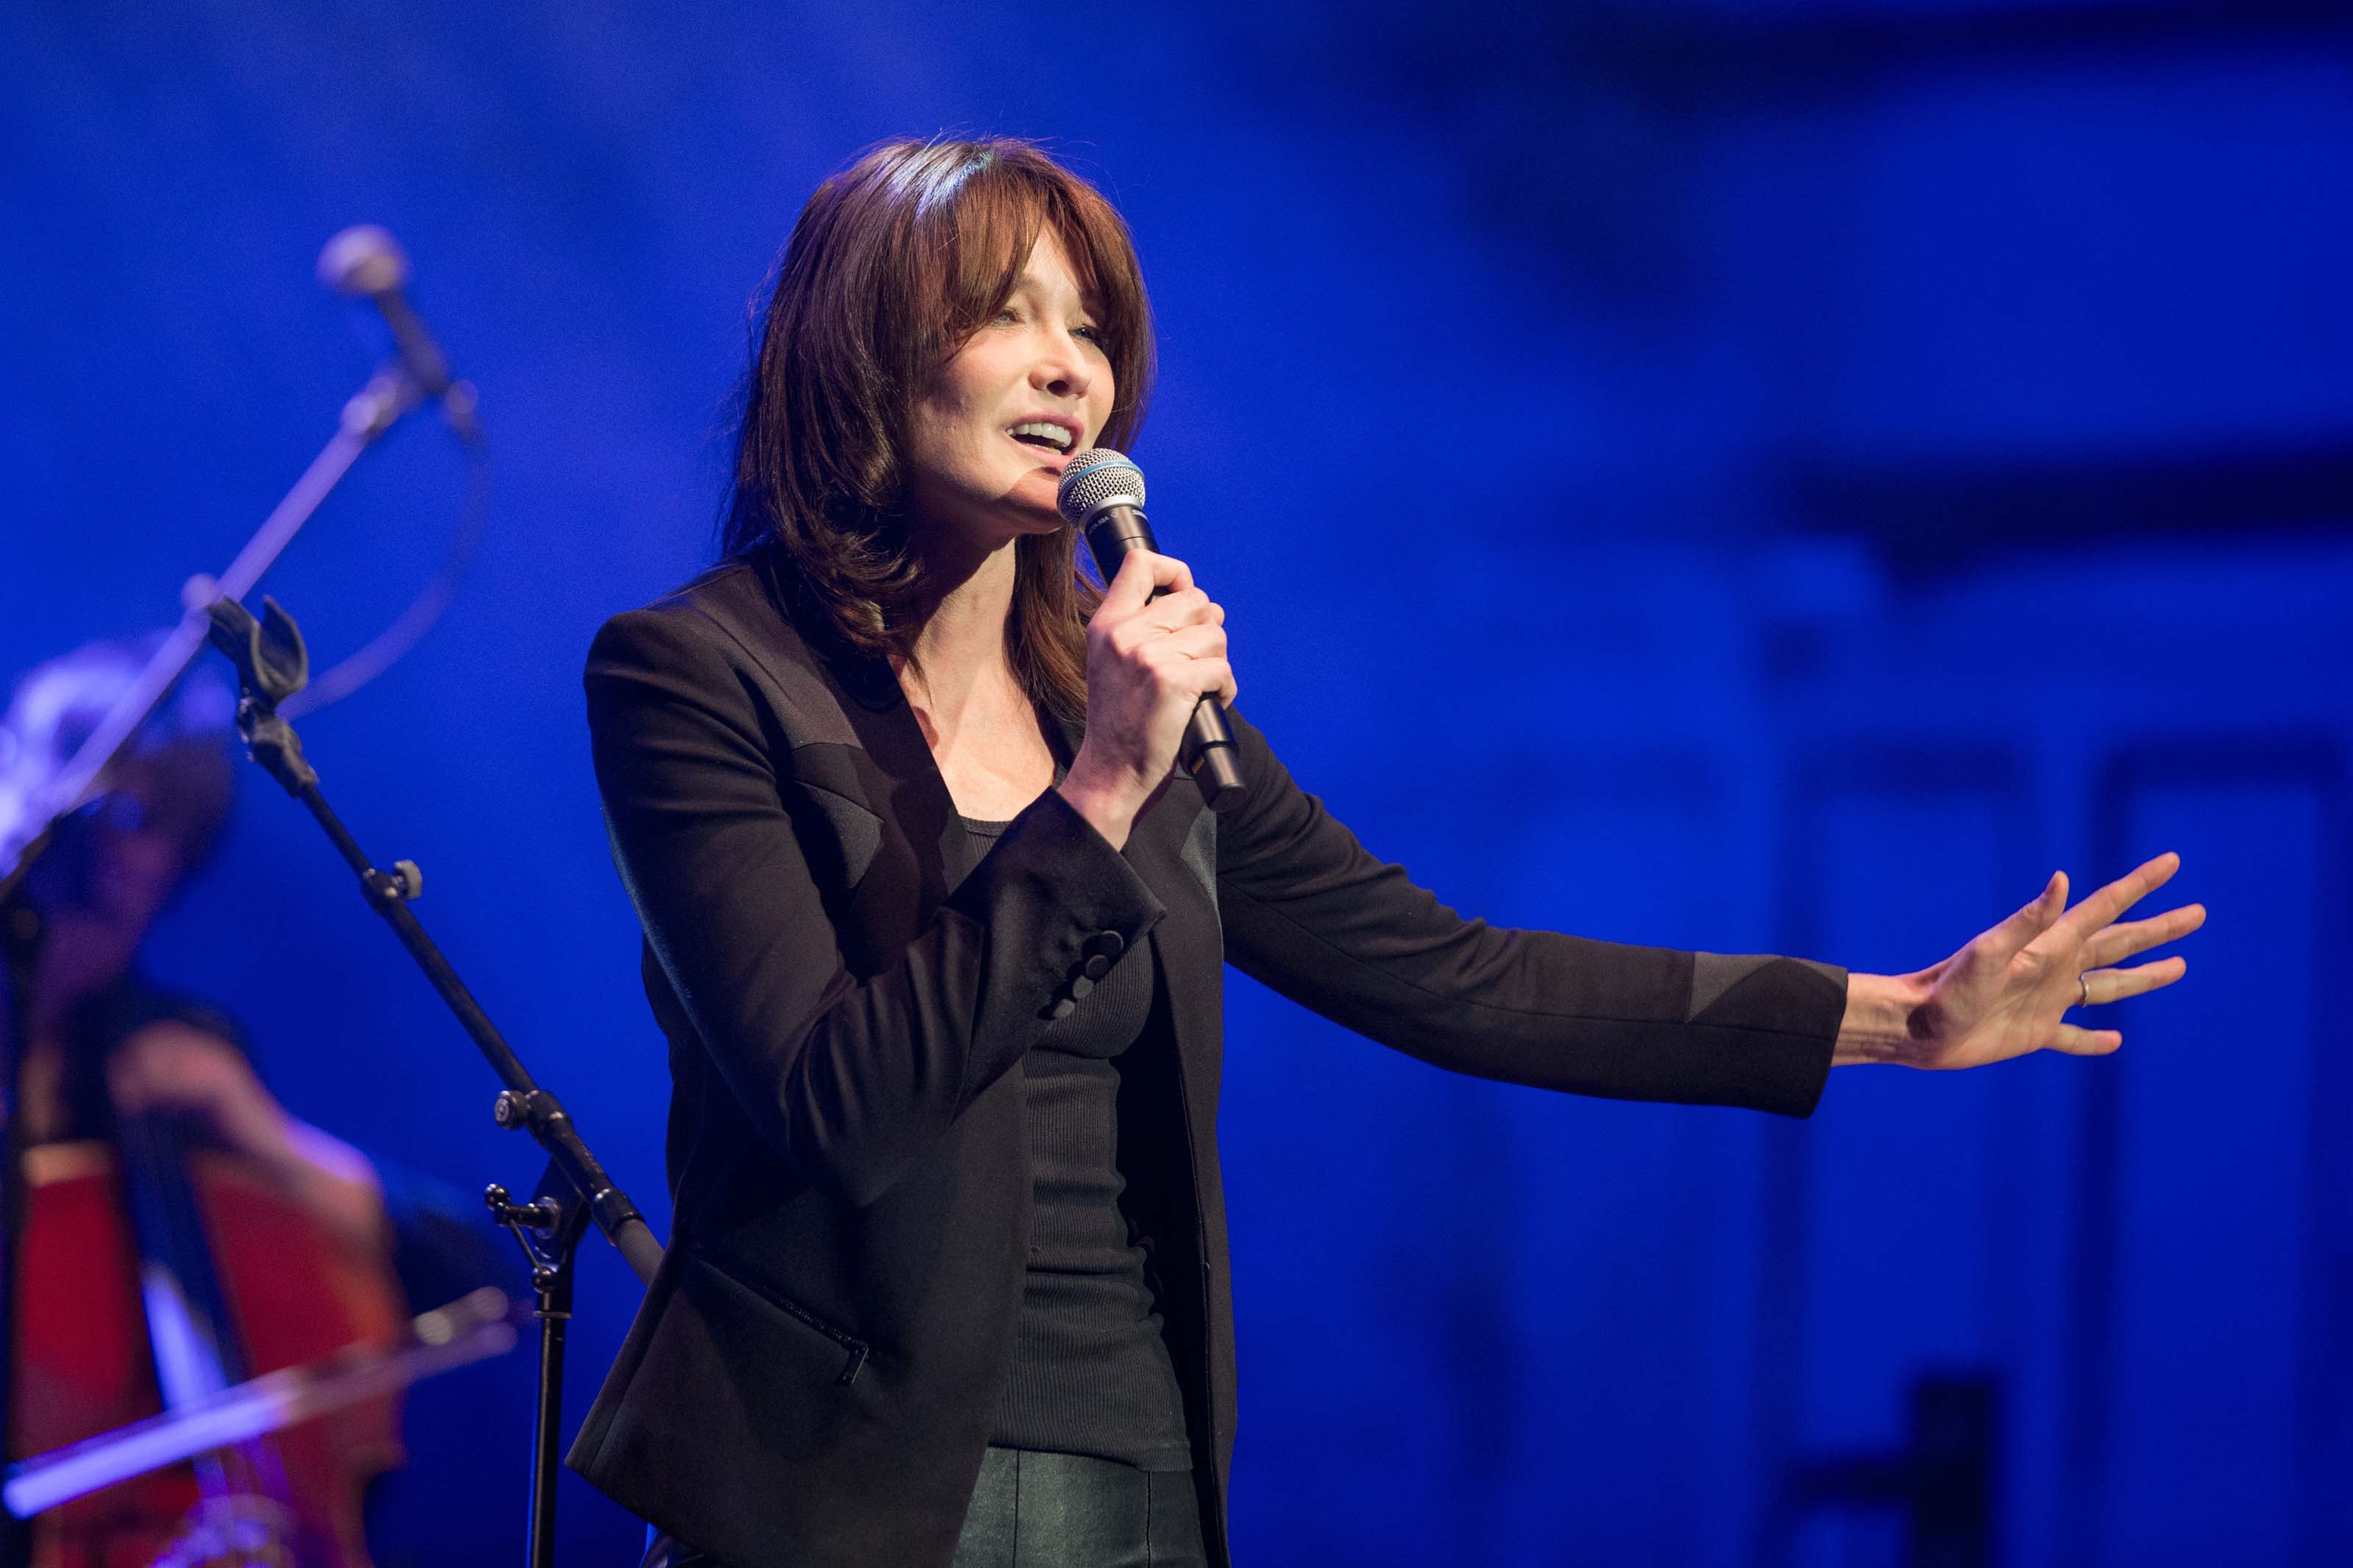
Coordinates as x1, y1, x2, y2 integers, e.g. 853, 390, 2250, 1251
10, 1142, 406, 1568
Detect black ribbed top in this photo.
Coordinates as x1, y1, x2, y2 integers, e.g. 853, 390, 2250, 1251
950, 812, 1193, 1472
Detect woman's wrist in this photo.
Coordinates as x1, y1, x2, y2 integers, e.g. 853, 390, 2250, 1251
276, 1120, 392, 1254
1054, 759, 1143, 851
1832, 971, 1932, 1067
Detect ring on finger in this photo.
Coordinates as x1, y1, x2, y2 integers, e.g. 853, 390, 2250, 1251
2077, 973, 2091, 1009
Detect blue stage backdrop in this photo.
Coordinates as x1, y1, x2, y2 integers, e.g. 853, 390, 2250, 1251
6, 3, 2349, 1564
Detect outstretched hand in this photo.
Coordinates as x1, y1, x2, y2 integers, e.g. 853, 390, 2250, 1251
1835, 853, 2205, 1070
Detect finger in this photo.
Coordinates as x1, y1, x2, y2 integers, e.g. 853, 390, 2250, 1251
2053, 851, 2182, 946
108, 1067, 151, 1113
1150, 623, 1229, 670
1144, 587, 1219, 631
1168, 655, 1233, 701
1986, 871, 2069, 964
1097, 548, 1192, 617
2082, 955, 2188, 1006
2080, 903, 2207, 969
107, 1042, 155, 1089
2050, 1023, 2123, 1056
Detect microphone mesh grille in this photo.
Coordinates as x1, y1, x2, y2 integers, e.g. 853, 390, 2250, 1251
317, 224, 410, 297
1056, 449, 1146, 525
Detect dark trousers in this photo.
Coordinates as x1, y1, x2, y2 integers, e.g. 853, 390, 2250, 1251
951, 1447, 1207, 1568
646, 1447, 1209, 1568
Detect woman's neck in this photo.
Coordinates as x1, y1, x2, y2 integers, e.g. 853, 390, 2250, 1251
899, 534, 1021, 721
895, 534, 1058, 815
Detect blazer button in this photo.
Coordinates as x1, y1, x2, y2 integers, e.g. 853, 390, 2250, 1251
1084, 931, 1124, 961
1068, 975, 1096, 1000
1047, 998, 1076, 1020
1081, 953, 1113, 981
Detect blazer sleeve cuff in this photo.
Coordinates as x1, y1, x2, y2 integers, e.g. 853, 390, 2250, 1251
1686, 953, 1846, 1117
943, 787, 1166, 1057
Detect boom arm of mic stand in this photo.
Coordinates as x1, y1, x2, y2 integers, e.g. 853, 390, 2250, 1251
201, 594, 662, 1286
207, 595, 656, 1568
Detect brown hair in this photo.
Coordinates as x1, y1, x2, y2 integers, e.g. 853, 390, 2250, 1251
721, 137, 1155, 723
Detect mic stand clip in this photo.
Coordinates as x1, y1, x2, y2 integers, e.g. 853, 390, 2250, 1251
485, 1139, 589, 1568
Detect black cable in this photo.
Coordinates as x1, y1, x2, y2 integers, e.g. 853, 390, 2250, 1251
283, 429, 493, 721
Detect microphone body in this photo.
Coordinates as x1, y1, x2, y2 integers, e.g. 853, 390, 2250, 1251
1057, 451, 1246, 812
317, 225, 479, 440
368, 289, 454, 398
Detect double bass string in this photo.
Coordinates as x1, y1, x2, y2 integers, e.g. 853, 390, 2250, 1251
115, 1109, 299, 1567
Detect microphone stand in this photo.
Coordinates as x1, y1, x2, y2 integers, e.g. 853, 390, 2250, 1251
0, 365, 435, 1568
203, 594, 662, 1568
0, 892, 39, 1568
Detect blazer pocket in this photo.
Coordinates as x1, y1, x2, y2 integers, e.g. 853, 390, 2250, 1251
685, 1246, 870, 1387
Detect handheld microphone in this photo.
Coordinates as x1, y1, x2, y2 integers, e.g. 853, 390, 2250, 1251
317, 225, 479, 442
1057, 449, 1246, 812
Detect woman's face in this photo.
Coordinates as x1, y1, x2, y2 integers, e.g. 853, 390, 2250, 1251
31, 744, 225, 936
904, 229, 1113, 552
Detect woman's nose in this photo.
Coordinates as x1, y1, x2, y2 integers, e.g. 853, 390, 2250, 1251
1033, 333, 1093, 399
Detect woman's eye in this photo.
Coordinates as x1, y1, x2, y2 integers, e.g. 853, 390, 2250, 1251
1073, 323, 1104, 346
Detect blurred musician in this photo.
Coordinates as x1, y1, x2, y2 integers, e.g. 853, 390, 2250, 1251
1, 641, 383, 1237
1, 640, 407, 1568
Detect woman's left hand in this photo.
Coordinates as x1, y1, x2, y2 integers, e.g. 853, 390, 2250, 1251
1835, 852, 2206, 1069
109, 1022, 387, 1247
108, 1021, 299, 1164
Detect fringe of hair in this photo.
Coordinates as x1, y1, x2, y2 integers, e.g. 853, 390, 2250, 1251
721, 137, 1152, 725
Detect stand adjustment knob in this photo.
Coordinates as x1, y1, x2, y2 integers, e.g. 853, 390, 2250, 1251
362, 863, 421, 907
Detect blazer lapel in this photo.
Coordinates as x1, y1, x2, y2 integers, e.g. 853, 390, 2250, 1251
804, 643, 956, 970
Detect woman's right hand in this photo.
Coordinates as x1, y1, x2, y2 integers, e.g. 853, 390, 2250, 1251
1057, 547, 1236, 850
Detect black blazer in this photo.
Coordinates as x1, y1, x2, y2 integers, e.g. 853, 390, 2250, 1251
565, 551, 1846, 1568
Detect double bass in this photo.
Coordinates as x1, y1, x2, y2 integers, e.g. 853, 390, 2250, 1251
1, 637, 413, 1564
11, 1101, 407, 1567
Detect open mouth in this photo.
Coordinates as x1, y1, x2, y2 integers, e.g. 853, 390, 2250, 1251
1007, 419, 1076, 457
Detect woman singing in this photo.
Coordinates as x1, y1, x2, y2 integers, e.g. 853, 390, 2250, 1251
566, 137, 2202, 1568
